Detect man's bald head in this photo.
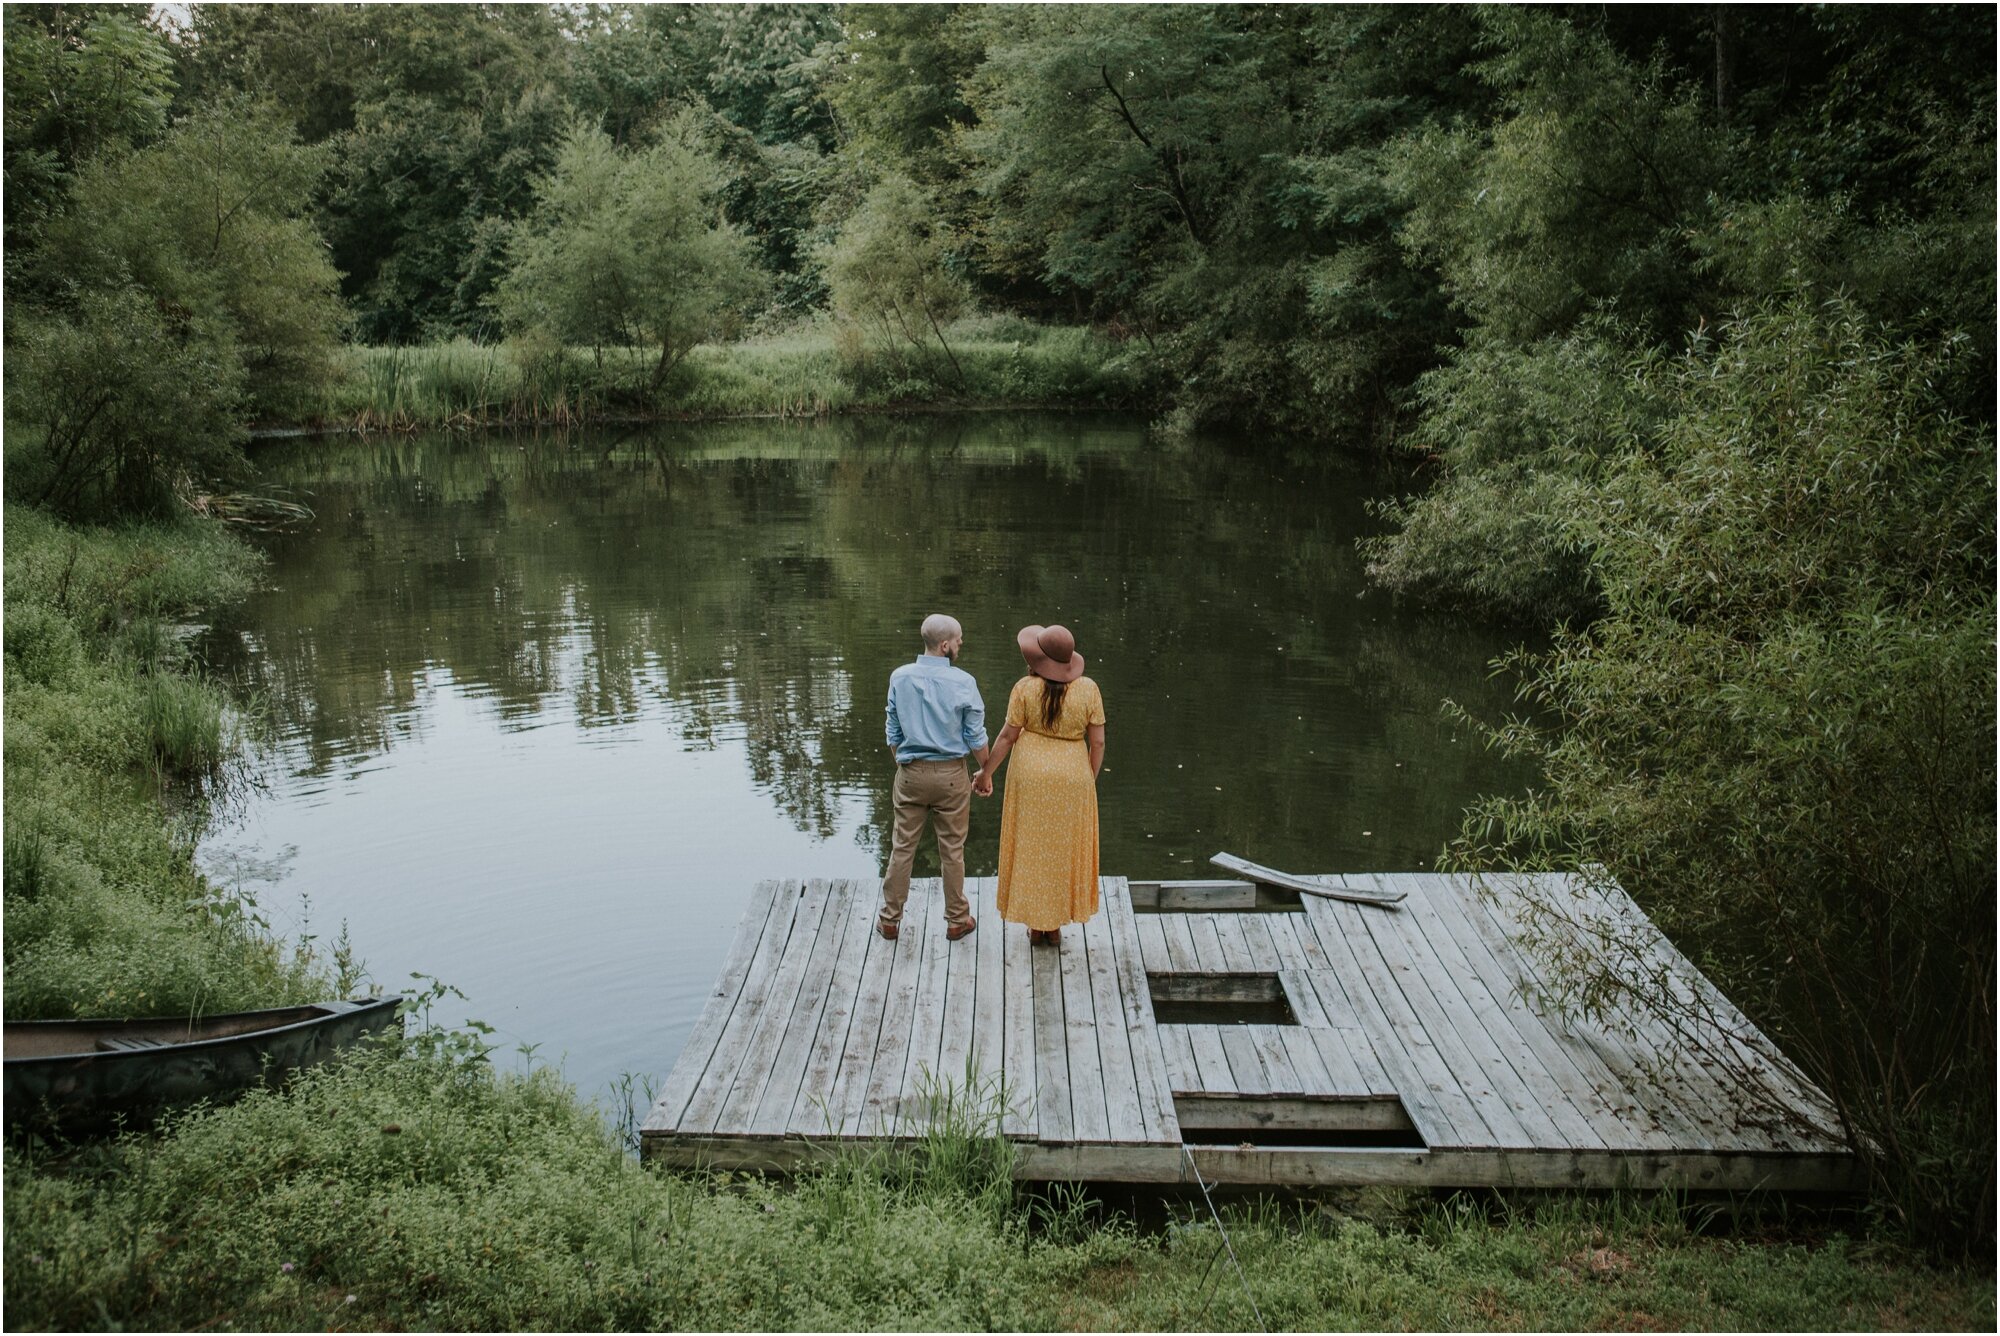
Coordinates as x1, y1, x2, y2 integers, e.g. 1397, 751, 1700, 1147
921, 613, 963, 652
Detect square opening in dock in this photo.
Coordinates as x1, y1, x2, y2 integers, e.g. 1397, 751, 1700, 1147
1175, 1093, 1424, 1149
1132, 880, 1304, 914
1148, 972, 1298, 1026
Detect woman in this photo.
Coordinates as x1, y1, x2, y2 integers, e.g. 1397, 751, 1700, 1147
981, 624, 1105, 946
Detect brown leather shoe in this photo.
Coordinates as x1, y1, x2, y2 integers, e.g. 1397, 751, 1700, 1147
877, 919, 899, 941
946, 915, 977, 941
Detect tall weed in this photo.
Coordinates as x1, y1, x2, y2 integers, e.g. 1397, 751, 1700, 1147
138, 671, 227, 777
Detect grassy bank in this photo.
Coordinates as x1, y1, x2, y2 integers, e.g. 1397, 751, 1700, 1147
301, 318, 1146, 432
7, 1043, 1992, 1332
2, 506, 340, 1019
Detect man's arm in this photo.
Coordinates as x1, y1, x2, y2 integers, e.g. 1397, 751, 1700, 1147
885, 678, 904, 760
962, 686, 991, 791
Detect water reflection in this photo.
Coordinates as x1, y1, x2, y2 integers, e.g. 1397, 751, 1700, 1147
197, 415, 1538, 1097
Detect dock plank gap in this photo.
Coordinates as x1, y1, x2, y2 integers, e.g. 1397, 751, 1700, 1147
641, 872, 1860, 1191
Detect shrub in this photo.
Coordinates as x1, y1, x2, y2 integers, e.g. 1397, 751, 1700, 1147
1447, 302, 1995, 1255
4, 287, 247, 520
1363, 322, 1650, 622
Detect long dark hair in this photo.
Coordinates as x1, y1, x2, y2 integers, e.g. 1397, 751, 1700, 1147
1039, 677, 1067, 729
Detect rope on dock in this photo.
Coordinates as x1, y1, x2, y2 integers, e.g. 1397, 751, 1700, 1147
1179, 1143, 1267, 1332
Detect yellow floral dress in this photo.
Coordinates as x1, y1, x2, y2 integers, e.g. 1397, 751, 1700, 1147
995, 674, 1105, 930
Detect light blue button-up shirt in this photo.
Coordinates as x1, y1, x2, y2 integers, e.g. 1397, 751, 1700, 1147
885, 655, 988, 762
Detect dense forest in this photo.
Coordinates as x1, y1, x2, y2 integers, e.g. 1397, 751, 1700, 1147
8, 7, 1993, 508
4, 0, 1994, 1292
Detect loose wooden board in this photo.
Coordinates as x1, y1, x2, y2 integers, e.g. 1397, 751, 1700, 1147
1210, 853, 1406, 907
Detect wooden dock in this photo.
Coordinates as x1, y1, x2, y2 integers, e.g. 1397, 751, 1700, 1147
641, 872, 1858, 1190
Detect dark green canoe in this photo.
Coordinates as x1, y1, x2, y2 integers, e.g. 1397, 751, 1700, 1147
4, 996, 403, 1138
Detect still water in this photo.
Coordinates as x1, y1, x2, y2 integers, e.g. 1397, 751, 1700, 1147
196, 414, 1537, 1102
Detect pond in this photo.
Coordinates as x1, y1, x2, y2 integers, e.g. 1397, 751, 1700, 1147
195, 413, 1539, 1105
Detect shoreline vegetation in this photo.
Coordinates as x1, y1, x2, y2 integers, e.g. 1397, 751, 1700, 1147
281, 321, 1146, 436
4, 2, 1993, 1327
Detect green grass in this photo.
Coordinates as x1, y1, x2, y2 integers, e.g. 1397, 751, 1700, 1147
302, 319, 1147, 430
2, 504, 334, 1021
4, 1045, 1989, 1332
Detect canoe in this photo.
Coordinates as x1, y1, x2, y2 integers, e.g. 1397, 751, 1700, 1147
4, 996, 403, 1138
1209, 852, 1407, 907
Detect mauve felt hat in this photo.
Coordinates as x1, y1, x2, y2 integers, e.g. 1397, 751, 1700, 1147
1017, 623, 1085, 683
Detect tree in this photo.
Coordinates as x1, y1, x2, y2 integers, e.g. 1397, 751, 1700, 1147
961, 5, 1297, 309
958, 5, 1326, 427
822, 174, 969, 382
43, 102, 347, 419
179, 3, 570, 341
1390, 8, 1723, 348
1286, 6, 1488, 430
3, 5, 177, 283
823, 4, 980, 176
1370, 5, 1994, 621
494, 117, 762, 393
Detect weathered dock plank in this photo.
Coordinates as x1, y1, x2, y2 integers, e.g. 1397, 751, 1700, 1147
1058, 920, 1111, 1142
825, 879, 899, 1136
1103, 878, 1179, 1143
719, 879, 835, 1135
1030, 925, 1071, 1142
1385, 872, 1624, 1152
1395, 872, 1648, 1151
785, 878, 875, 1136
1350, 872, 1567, 1149
748, 878, 852, 1136
1457, 871, 1735, 1149
1219, 1024, 1270, 1094
671, 878, 799, 1136
969, 877, 1006, 1098
645, 877, 783, 1134
1248, 1023, 1299, 1095
1082, 899, 1145, 1142
1548, 870, 1842, 1147
895, 882, 955, 1136
1184, 1024, 1234, 1094
1136, 913, 1172, 974
1160, 1022, 1199, 1094
855, 885, 927, 1137
1164, 913, 1201, 973
1303, 897, 1501, 1148
1000, 892, 1038, 1137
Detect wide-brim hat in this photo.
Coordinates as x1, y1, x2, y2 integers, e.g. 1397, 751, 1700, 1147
1017, 623, 1085, 683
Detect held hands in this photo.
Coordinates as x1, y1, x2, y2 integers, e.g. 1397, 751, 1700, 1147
972, 769, 994, 798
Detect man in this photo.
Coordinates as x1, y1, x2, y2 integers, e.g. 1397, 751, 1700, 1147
880, 612, 990, 941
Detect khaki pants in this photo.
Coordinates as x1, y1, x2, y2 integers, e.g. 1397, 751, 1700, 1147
880, 758, 973, 929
